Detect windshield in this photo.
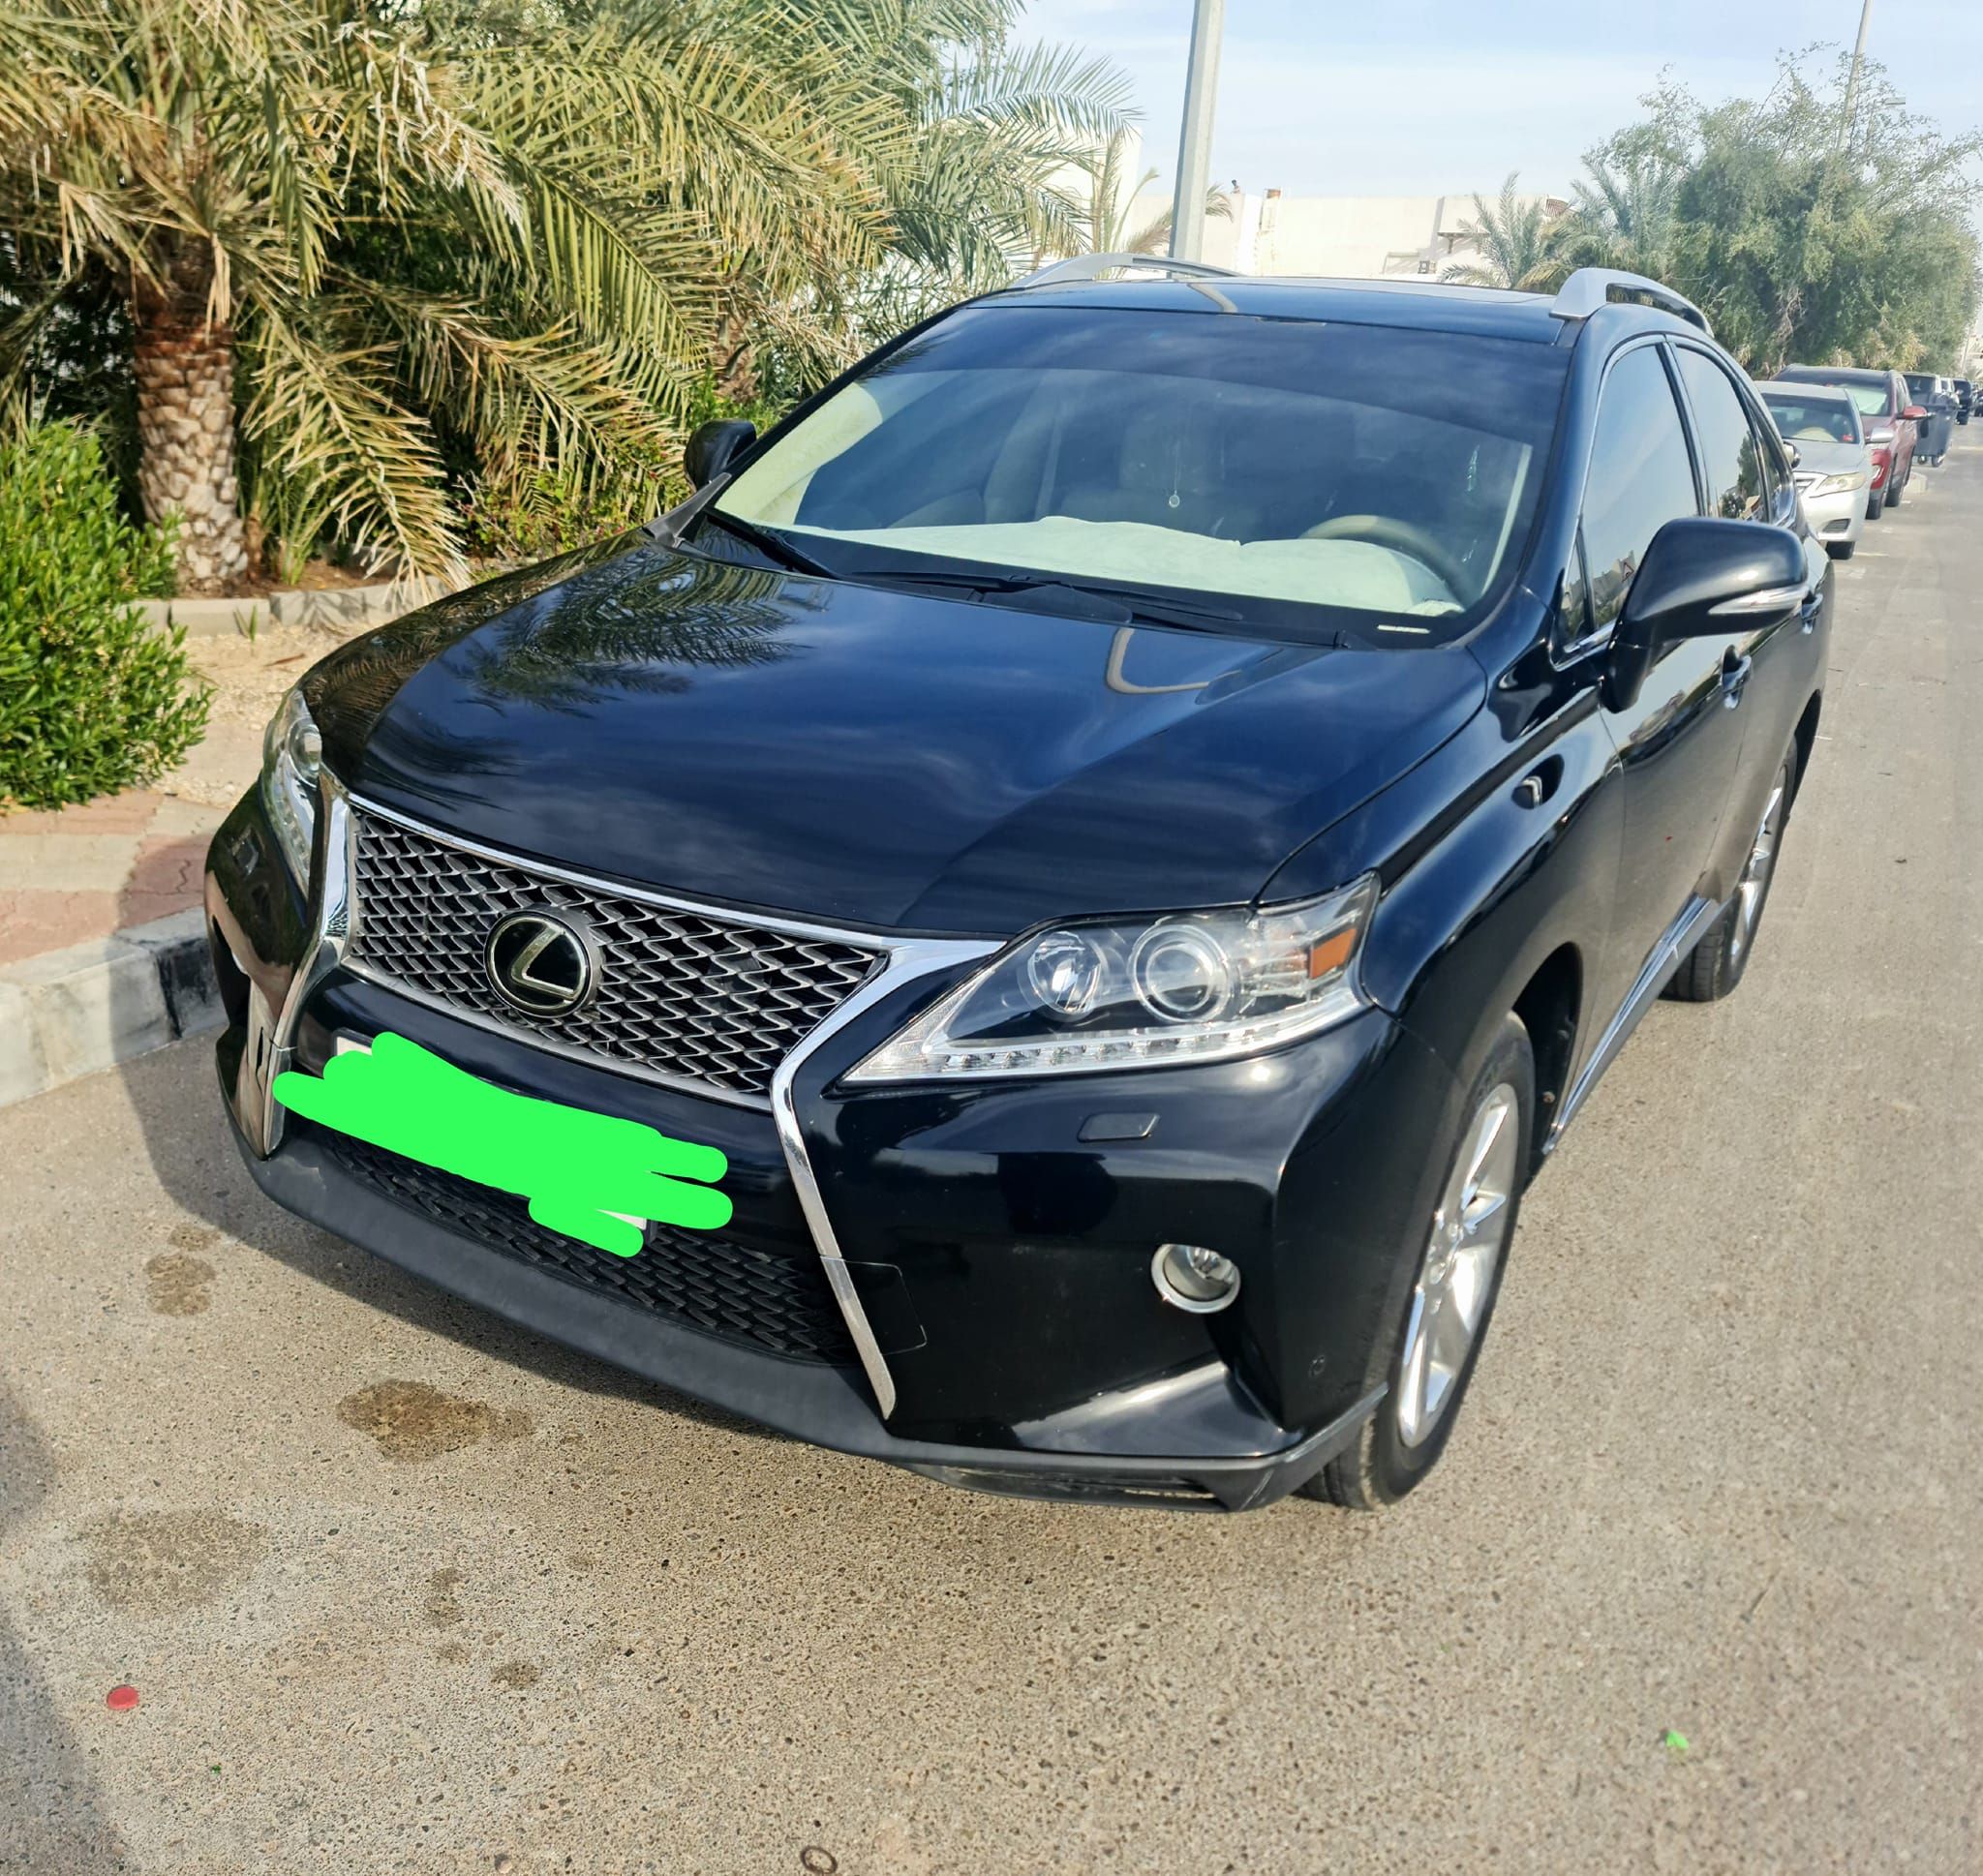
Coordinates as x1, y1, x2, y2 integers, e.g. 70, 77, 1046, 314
709, 305, 1569, 645
1785, 371, 1890, 417
1762, 393, 1862, 445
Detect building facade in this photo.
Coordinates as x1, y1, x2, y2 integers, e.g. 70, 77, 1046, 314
1192, 187, 1567, 282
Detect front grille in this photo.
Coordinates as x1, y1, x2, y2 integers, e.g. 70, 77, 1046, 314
346, 809, 882, 1099
321, 1129, 858, 1364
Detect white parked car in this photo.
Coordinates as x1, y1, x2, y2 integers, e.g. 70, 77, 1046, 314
1755, 380, 1872, 561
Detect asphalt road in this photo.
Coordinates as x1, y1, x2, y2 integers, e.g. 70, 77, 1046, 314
4, 440, 1980, 1876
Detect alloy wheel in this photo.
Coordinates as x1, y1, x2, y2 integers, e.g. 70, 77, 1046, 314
1395, 1081, 1521, 1448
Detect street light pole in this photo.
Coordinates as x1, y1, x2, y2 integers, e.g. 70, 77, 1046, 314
1168, 0, 1225, 261
1840, 0, 1874, 154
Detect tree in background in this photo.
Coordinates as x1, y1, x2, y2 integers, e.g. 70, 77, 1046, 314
1557, 57, 1979, 376
791, 14, 1133, 390
1551, 119, 1689, 286
0, 0, 1129, 590
1056, 127, 1232, 260
1441, 174, 1568, 289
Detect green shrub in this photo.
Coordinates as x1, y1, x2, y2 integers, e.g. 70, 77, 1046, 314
0, 421, 210, 810
455, 459, 670, 565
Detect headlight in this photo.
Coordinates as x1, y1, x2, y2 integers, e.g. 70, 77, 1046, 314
847, 875, 1379, 1082
260, 685, 322, 878
1810, 470, 1868, 496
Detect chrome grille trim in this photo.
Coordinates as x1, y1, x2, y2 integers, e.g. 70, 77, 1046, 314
323, 790, 1002, 1420
769, 934, 998, 1418
342, 795, 887, 1106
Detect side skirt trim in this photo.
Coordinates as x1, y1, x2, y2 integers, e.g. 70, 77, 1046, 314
1543, 892, 1726, 1155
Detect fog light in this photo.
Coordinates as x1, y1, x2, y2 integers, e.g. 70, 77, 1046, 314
1151, 1242, 1241, 1313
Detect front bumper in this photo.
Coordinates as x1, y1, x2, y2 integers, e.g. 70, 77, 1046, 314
206, 781, 1453, 1510
1797, 484, 1867, 547
229, 1115, 1376, 1508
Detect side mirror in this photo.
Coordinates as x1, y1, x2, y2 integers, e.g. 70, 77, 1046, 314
1783, 441, 1801, 469
1603, 518, 1806, 711
684, 418, 757, 489
1902, 405, 1930, 422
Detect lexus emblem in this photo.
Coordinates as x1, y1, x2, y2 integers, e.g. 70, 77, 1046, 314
484, 909, 597, 1016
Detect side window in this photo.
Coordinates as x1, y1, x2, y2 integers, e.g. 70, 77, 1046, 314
1744, 394, 1791, 521
1577, 346, 1699, 638
1676, 348, 1764, 520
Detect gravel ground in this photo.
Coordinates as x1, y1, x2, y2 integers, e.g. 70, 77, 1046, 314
159, 621, 373, 812
3, 442, 1978, 1874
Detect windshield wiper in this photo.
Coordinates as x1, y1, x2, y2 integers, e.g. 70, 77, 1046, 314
695, 508, 838, 578
843, 564, 1249, 630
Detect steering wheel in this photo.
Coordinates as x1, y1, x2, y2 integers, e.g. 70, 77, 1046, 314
1300, 514, 1469, 601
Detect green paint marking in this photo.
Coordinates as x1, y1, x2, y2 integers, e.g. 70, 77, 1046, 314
1662, 1730, 1690, 1754
273, 1031, 731, 1256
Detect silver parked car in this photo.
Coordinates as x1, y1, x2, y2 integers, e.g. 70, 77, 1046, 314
1756, 380, 1871, 561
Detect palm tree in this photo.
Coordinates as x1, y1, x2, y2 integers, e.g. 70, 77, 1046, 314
0, 0, 1129, 590
717, 24, 1134, 396
1441, 173, 1565, 289
1555, 131, 1687, 280
1064, 128, 1233, 258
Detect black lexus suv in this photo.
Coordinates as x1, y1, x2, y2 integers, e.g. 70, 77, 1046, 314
208, 260, 1830, 1512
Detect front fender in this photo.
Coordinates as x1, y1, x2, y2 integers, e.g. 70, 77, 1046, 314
1268, 688, 1623, 1101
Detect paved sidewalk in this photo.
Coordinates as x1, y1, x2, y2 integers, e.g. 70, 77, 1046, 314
0, 791, 229, 968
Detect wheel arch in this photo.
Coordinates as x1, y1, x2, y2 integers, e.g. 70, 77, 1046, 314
1789, 689, 1822, 802
1510, 942, 1582, 1175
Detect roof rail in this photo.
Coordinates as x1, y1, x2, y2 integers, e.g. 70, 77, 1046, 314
1550, 268, 1711, 337
1010, 252, 1241, 290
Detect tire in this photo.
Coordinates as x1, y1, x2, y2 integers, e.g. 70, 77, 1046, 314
1866, 490, 1882, 520
1666, 754, 1792, 1003
1827, 540, 1855, 560
1303, 1014, 1534, 1510
1886, 477, 1903, 507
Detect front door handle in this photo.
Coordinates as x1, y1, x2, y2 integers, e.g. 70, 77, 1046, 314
1721, 651, 1754, 709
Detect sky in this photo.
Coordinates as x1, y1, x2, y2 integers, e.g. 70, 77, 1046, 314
1015, 1, 1983, 203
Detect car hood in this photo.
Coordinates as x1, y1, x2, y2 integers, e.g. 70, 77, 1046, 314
1790, 439, 1868, 473
310, 536, 1485, 934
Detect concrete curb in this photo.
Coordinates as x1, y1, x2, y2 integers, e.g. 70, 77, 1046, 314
0, 907, 221, 1108
137, 581, 407, 639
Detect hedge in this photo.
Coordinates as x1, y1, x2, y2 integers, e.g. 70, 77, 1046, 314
0, 420, 209, 809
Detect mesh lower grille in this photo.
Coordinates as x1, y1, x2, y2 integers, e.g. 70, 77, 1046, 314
320, 1130, 858, 1365
345, 809, 882, 1099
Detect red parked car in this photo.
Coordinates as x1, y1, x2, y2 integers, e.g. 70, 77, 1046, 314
1775, 366, 1926, 519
